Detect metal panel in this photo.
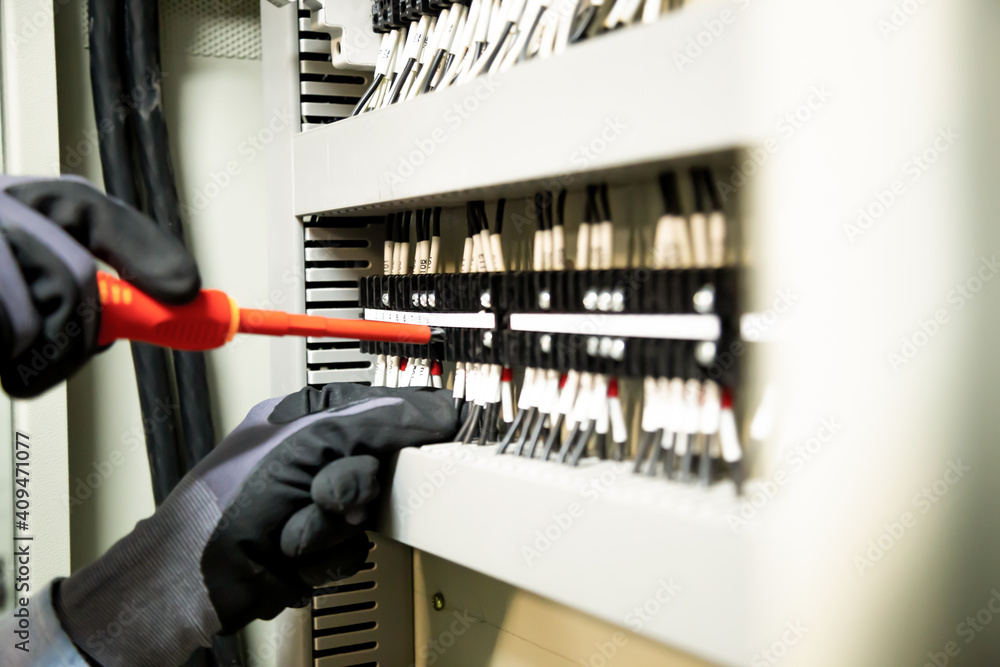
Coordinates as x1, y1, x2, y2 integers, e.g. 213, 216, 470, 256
311, 534, 414, 666
291, 6, 755, 215
301, 80, 371, 98
307, 226, 382, 242
306, 348, 365, 364
299, 38, 332, 54
380, 444, 750, 666
307, 368, 374, 385
300, 101, 358, 119
305, 287, 360, 301
305, 247, 373, 263
306, 308, 363, 319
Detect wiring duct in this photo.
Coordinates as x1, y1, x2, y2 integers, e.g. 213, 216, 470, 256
90, 1, 244, 664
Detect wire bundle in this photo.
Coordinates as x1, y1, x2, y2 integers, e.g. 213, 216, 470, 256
352, 0, 689, 115
364, 170, 747, 492
88, 1, 243, 663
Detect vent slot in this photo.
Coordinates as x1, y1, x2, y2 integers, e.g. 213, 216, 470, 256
314, 600, 377, 615
297, 2, 373, 129
315, 621, 378, 638
314, 641, 378, 658
304, 216, 382, 388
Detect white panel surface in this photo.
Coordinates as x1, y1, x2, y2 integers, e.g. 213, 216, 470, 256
292, 2, 756, 214
381, 444, 750, 666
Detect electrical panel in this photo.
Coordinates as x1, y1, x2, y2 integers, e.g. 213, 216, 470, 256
264, 0, 1000, 665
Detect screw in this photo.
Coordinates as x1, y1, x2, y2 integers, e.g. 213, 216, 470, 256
483, 331, 493, 348
693, 285, 716, 314
695, 341, 717, 365
538, 290, 552, 310
381, 293, 389, 307
540, 334, 552, 353
432, 593, 445, 611
480, 290, 492, 309
611, 290, 625, 312
420, 292, 428, 308
583, 289, 599, 311
598, 337, 613, 357
586, 336, 599, 356
428, 292, 436, 308
597, 290, 613, 312
610, 338, 626, 361
411, 293, 420, 307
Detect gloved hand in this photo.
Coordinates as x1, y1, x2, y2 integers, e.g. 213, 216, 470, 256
0, 176, 200, 398
53, 384, 459, 667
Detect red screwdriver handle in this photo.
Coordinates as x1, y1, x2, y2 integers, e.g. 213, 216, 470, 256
97, 271, 239, 350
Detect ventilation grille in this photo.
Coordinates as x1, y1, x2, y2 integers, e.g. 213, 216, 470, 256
311, 533, 414, 665
298, 3, 373, 130
162, 0, 262, 59
82, 0, 261, 60
304, 216, 383, 387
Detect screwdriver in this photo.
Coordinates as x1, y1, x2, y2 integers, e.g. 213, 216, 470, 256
96, 271, 437, 351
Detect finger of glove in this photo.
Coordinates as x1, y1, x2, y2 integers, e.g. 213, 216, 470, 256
281, 503, 367, 559
269, 383, 399, 423
269, 383, 456, 424
7, 179, 201, 304
285, 389, 460, 464
293, 530, 372, 588
0, 228, 97, 398
312, 455, 381, 514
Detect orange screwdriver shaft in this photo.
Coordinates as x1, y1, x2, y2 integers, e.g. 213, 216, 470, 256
236, 308, 432, 343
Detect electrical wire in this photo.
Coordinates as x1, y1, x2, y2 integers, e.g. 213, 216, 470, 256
89, 0, 183, 506
124, 1, 242, 662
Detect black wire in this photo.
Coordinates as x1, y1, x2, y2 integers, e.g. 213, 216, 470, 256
89, 0, 183, 506
480, 22, 514, 72
691, 168, 707, 213
517, 7, 547, 63
466, 202, 480, 236
125, 0, 218, 472
385, 212, 397, 243
570, 1, 597, 43
351, 72, 384, 116
124, 1, 240, 662
388, 57, 416, 105
476, 201, 489, 232
598, 184, 611, 221
415, 209, 425, 242
658, 172, 681, 215
585, 185, 598, 223
400, 210, 411, 243
432, 207, 442, 237
556, 190, 566, 227
495, 199, 505, 234
421, 50, 446, 95
701, 168, 722, 211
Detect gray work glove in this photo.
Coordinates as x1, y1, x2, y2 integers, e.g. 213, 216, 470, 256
52, 384, 459, 667
0, 175, 200, 398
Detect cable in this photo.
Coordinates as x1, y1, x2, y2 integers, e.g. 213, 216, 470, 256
124, 0, 217, 469
123, 1, 242, 663
88, 0, 182, 506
